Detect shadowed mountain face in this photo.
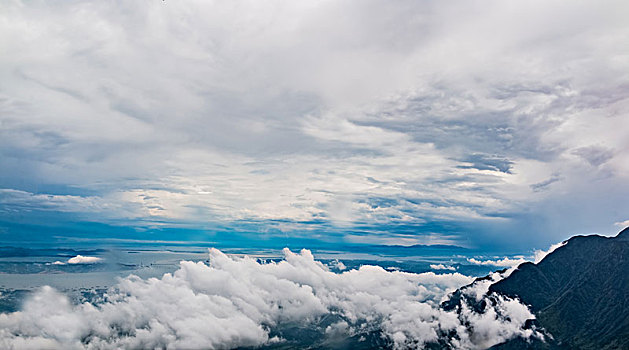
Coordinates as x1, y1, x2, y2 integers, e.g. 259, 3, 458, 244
489, 227, 629, 349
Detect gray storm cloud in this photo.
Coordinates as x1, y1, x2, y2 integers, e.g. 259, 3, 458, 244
0, 249, 539, 349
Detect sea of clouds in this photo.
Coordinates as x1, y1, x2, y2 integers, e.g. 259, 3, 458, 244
0, 248, 542, 349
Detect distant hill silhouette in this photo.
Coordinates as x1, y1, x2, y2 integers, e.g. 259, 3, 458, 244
489, 227, 629, 349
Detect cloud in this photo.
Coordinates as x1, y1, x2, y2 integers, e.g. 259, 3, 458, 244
466, 241, 567, 268
328, 259, 347, 271
572, 146, 615, 167
457, 154, 514, 174
467, 257, 528, 268
452, 268, 541, 349
0, 0, 628, 248
51, 255, 103, 265
0, 248, 537, 349
614, 219, 629, 228
67, 255, 102, 264
430, 264, 456, 271
533, 242, 566, 264
530, 174, 562, 193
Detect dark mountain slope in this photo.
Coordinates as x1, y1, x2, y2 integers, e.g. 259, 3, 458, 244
489, 228, 629, 349
616, 226, 629, 240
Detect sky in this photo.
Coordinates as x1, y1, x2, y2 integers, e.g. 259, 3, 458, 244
1, 0, 629, 251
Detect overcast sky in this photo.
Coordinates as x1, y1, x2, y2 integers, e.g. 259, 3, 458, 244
1, 0, 628, 250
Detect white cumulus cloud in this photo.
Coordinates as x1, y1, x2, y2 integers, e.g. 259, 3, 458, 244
0, 248, 539, 349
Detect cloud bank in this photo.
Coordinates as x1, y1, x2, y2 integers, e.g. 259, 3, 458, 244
0, 249, 538, 349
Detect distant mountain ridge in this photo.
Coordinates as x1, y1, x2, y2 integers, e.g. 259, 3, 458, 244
489, 228, 629, 349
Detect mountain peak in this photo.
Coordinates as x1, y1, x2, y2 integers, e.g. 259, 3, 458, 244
488, 230, 629, 349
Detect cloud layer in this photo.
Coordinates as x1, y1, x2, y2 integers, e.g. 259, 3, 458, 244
1, 0, 628, 248
0, 248, 538, 349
